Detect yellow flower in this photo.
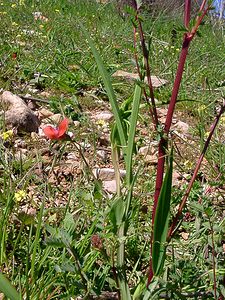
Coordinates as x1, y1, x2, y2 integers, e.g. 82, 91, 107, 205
15, 190, 27, 202
204, 131, 210, 139
11, 3, 16, 7
184, 160, 194, 169
39, 24, 44, 29
96, 119, 106, 127
220, 116, 225, 125
197, 104, 206, 112
55, 9, 60, 12
1, 130, 13, 141
12, 22, 18, 26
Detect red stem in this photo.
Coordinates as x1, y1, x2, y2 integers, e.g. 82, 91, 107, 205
184, 0, 191, 28
148, 0, 212, 285
152, 34, 191, 225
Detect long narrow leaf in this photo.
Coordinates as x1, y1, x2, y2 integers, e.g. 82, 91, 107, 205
126, 84, 142, 186
152, 149, 173, 275
79, 22, 127, 152
0, 273, 20, 300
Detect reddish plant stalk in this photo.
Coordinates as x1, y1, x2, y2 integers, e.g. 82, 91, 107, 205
152, 34, 191, 225
152, 1, 211, 226
184, 0, 191, 27
148, 1, 212, 285
167, 103, 225, 239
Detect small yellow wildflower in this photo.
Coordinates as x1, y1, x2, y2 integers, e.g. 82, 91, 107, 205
184, 160, 194, 169
12, 22, 18, 26
1, 130, 13, 141
96, 119, 106, 127
176, 48, 180, 52
39, 24, 44, 29
15, 190, 26, 202
220, 116, 225, 125
11, 3, 16, 8
204, 131, 210, 139
197, 104, 206, 112
55, 9, 60, 12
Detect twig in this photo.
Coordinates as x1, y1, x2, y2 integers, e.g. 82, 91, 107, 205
19, 94, 49, 103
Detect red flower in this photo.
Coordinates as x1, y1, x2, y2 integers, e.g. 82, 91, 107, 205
43, 118, 69, 140
12, 52, 17, 60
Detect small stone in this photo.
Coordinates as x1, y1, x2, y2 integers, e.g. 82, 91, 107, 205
27, 87, 39, 94
138, 145, 157, 156
39, 91, 51, 98
181, 232, 189, 240
1, 91, 39, 133
144, 154, 158, 165
93, 168, 126, 180
173, 121, 189, 135
38, 108, 54, 119
73, 121, 80, 127
48, 113, 62, 123
102, 180, 117, 193
92, 111, 113, 122
66, 152, 77, 161
97, 150, 107, 161
112, 70, 168, 87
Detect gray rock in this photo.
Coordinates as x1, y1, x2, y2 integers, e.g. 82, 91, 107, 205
48, 113, 62, 124
112, 70, 168, 88
97, 150, 107, 161
1, 91, 39, 133
102, 180, 117, 193
93, 168, 126, 180
38, 108, 54, 119
92, 111, 113, 122
144, 154, 158, 165
173, 121, 190, 135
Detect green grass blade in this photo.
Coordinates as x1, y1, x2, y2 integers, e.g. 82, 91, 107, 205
0, 273, 20, 300
126, 84, 142, 186
79, 22, 127, 152
31, 200, 44, 279
152, 149, 173, 275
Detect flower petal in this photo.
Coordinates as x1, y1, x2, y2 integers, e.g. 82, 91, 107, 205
43, 126, 59, 139
57, 118, 69, 138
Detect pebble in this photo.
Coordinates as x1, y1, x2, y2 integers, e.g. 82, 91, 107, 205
102, 180, 117, 193
92, 111, 113, 122
93, 168, 126, 180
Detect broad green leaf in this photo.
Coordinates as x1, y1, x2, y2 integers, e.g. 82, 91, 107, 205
152, 149, 173, 275
79, 22, 127, 154
0, 273, 20, 300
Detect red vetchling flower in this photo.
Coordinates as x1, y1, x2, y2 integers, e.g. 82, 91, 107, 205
43, 118, 69, 140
